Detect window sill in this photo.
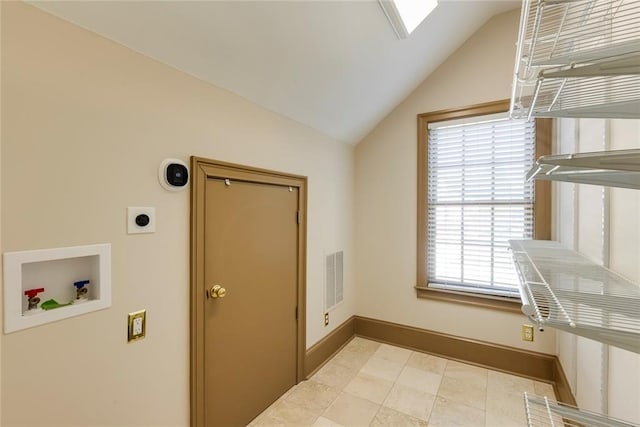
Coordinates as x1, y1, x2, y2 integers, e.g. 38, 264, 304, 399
415, 285, 523, 314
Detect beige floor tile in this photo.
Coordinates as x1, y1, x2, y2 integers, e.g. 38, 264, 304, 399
396, 365, 442, 395
271, 384, 295, 403
485, 388, 528, 425
406, 352, 447, 375
344, 337, 381, 355
313, 416, 344, 426
533, 381, 556, 399
485, 411, 529, 427
428, 396, 485, 427
382, 383, 436, 422
370, 406, 428, 427
437, 375, 487, 411
344, 372, 394, 404
373, 343, 412, 365
330, 350, 372, 372
265, 399, 320, 425
254, 340, 546, 427
360, 356, 405, 382
444, 360, 488, 386
322, 391, 380, 426
488, 370, 536, 395
284, 379, 340, 414
247, 412, 287, 426
312, 359, 359, 389
254, 393, 290, 422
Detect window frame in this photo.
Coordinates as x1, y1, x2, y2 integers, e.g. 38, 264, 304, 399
416, 99, 551, 312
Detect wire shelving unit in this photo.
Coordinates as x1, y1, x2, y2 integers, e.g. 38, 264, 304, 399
509, 239, 640, 354
525, 148, 640, 189
510, 0, 640, 120
524, 393, 639, 426
509, 1, 640, 425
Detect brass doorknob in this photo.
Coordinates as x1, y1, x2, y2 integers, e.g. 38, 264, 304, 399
210, 285, 227, 299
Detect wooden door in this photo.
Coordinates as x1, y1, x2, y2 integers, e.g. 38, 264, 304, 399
190, 158, 307, 427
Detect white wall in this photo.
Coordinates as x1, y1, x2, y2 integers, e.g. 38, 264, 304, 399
554, 118, 640, 424
1, 3, 354, 426
354, 9, 556, 353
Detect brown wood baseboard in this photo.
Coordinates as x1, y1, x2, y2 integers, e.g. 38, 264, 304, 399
304, 316, 355, 378
552, 356, 577, 406
353, 316, 555, 381
304, 315, 576, 405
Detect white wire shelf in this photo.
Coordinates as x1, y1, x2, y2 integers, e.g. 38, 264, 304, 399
509, 240, 640, 354
524, 393, 639, 427
526, 149, 640, 189
510, 0, 640, 120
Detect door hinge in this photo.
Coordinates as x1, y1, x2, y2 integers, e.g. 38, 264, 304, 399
296, 211, 300, 225
295, 306, 298, 320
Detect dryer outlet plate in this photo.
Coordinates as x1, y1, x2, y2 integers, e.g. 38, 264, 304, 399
127, 207, 156, 234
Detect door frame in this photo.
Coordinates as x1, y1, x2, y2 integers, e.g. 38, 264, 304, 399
189, 156, 307, 427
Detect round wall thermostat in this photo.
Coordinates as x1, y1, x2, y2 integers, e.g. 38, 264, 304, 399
159, 158, 189, 191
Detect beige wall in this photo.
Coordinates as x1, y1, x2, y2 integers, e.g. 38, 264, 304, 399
354, 9, 556, 353
554, 118, 640, 424
1, 3, 354, 426
5, 2, 636, 426
0, 1, 3, 422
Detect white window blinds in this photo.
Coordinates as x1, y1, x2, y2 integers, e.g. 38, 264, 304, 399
427, 114, 535, 298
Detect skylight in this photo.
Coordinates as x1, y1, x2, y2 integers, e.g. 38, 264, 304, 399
379, 0, 438, 39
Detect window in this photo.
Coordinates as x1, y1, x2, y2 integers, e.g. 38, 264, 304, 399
378, 0, 438, 39
416, 100, 550, 311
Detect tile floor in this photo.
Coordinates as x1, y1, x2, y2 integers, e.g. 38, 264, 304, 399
249, 337, 556, 426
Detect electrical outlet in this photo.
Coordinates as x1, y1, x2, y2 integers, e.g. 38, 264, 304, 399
128, 310, 146, 342
324, 312, 329, 326
522, 324, 534, 342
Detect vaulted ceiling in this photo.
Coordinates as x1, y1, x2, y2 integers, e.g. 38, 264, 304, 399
30, 0, 520, 144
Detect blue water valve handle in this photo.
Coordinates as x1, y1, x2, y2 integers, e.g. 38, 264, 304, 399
73, 280, 90, 289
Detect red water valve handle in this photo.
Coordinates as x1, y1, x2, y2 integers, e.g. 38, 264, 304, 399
24, 288, 45, 299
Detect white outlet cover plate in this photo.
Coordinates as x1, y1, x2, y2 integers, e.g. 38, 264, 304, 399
133, 317, 143, 335
127, 207, 156, 234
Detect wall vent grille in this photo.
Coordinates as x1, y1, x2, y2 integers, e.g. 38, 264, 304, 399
325, 251, 344, 311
